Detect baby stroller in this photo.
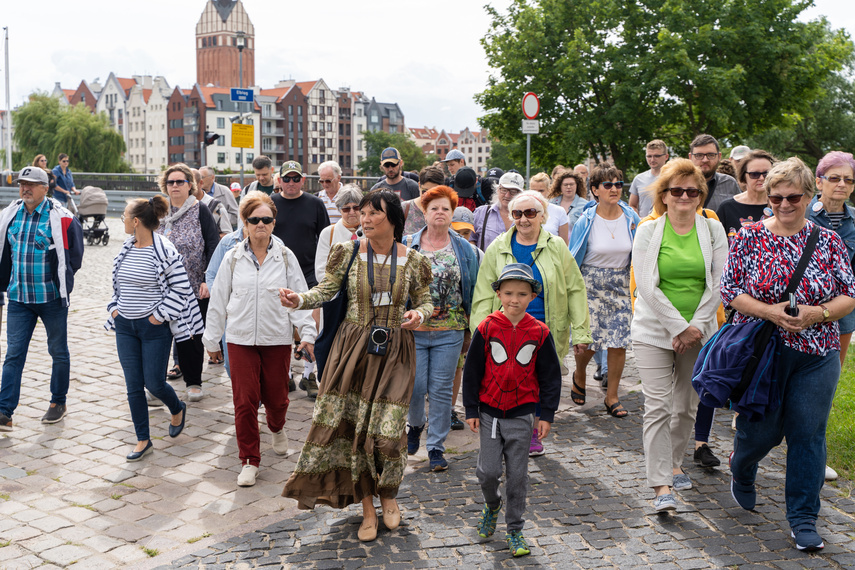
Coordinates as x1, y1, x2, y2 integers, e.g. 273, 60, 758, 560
77, 186, 110, 246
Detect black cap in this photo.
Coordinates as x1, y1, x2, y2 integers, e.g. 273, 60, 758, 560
486, 167, 504, 180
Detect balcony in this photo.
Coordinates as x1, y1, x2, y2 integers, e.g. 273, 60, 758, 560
262, 109, 284, 119
262, 128, 285, 136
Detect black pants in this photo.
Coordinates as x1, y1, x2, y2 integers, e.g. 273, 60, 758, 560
173, 297, 208, 388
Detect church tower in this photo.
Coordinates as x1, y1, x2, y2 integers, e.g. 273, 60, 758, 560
195, 0, 255, 88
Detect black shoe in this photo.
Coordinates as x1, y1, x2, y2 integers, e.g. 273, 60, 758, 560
450, 411, 464, 431
694, 444, 721, 468
126, 440, 154, 462
289, 377, 297, 392
0, 412, 12, 431
169, 401, 187, 438
428, 449, 448, 471
593, 366, 603, 381
41, 403, 66, 424
303, 373, 319, 399
407, 424, 424, 455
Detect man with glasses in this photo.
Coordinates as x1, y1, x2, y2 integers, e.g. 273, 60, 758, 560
688, 134, 740, 211
317, 160, 343, 225
371, 147, 420, 200
200, 166, 239, 227
51, 153, 79, 207
629, 140, 670, 217
0, 167, 83, 431
240, 155, 278, 198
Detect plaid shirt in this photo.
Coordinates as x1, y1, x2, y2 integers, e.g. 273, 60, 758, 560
7, 198, 59, 304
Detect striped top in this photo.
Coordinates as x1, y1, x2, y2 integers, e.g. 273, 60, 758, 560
7, 198, 59, 304
827, 211, 845, 231
318, 187, 342, 225
116, 245, 160, 319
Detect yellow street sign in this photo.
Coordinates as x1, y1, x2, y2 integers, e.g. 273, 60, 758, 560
231, 124, 254, 149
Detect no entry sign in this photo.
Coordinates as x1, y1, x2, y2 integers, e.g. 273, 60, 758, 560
522, 92, 540, 120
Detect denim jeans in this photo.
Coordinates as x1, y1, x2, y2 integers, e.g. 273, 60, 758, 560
730, 345, 840, 528
594, 348, 608, 375
115, 315, 182, 441
408, 329, 465, 452
0, 299, 70, 417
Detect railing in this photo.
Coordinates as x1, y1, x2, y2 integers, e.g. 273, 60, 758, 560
262, 128, 285, 136
262, 111, 284, 120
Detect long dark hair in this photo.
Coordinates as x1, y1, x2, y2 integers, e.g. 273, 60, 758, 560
359, 189, 404, 242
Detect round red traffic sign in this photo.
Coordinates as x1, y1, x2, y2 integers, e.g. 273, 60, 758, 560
522, 92, 540, 120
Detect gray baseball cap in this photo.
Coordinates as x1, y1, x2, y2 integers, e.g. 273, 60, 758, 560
491, 262, 542, 295
17, 166, 49, 185
442, 149, 465, 162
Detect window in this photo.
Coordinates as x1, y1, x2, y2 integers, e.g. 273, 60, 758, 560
371, 111, 378, 123
312, 122, 317, 131
327, 122, 332, 132
327, 106, 332, 115
216, 99, 222, 111
298, 106, 303, 116
320, 139, 325, 149
247, 153, 254, 164
346, 125, 350, 136
289, 138, 294, 149
312, 138, 317, 146
246, 119, 253, 126
212, 36, 217, 46
311, 105, 317, 114
339, 124, 343, 135
478, 157, 483, 163
357, 124, 363, 133
339, 140, 344, 151
235, 153, 241, 163
357, 140, 362, 151
389, 110, 396, 123
319, 123, 324, 133
217, 153, 226, 164
298, 139, 303, 149
298, 122, 303, 133
438, 139, 446, 145
486, 146, 490, 152
478, 147, 482, 153
217, 137, 225, 146
390, 125, 397, 133
320, 154, 325, 162
288, 105, 293, 115
217, 117, 225, 128
312, 154, 318, 163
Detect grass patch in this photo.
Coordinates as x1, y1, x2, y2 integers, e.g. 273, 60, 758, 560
71, 503, 95, 511
829, 351, 855, 481
110, 493, 122, 500
0, 493, 9, 500
187, 532, 211, 544
0, 540, 10, 547
141, 546, 159, 557
25, 469, 36, 476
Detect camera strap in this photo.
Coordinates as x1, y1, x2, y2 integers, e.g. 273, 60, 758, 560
367, 240, 397, 327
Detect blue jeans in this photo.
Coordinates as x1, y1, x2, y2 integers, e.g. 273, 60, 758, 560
115, 315, 182, 441
408, 329, 465, 453
0, 299, 70, 417
594, 349, 608, 375
730, 345, 840, 528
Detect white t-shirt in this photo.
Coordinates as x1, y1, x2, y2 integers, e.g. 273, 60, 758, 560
543, 203, 569, 237
583, 213, 633, 268
629, 169, 658, 218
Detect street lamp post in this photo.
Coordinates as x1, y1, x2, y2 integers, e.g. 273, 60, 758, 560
3, 27, 12, 176
235, 31, 246, 187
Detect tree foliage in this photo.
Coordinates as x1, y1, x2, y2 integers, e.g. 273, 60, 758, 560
356, 130, 431, 177
13, 93, 131, 172
476, 0, 853, 175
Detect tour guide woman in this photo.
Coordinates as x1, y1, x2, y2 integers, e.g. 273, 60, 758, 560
279, 189, 433, 543
722, 157, 855, 552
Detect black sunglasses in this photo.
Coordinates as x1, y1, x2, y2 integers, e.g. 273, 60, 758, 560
339, 206, 358, 213
246, 216, 275, 225
599, 181, 624, 190
746, 171, 769, 180
666, 187, 701, 198
511, 208, 540, 219
280, 175, 302, 183
767, 193, 805, 205
166, 179, 188, 186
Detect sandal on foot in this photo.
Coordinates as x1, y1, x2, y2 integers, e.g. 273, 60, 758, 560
571, 379, 586, 406
166, 366, 183, 380
604, 400, 628, 418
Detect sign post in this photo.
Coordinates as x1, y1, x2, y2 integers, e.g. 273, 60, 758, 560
521, 92, 540, 183
230, 88, 254, 186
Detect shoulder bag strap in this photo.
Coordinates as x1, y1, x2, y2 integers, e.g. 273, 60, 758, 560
479, 208, 487, 251
782, 225, 820, 299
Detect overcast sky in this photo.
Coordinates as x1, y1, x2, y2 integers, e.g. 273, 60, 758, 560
2, 0, 853, 134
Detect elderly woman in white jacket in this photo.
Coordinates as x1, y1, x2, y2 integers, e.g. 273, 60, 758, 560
630, 159, 727, 512
203, 191, 317, 488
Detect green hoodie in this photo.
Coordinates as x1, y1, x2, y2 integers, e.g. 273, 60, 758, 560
470, 227, 592, 359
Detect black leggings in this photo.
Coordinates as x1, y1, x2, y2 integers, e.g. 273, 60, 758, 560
173, 297, 209, 388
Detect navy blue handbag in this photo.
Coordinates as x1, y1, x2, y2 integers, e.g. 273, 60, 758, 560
314, 241, 360, 380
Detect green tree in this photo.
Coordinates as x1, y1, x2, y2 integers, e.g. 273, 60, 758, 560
476, 0, 853, 175
357, 130, 430, 177
13, 92, 131, 172
486, 138, 521, 171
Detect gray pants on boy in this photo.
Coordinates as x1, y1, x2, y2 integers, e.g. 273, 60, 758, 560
476, 411, 534, 532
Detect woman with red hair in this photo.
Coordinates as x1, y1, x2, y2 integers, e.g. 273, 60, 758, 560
404, 186, 479, 471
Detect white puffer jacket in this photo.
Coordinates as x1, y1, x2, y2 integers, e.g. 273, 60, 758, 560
203, 239, 316, 350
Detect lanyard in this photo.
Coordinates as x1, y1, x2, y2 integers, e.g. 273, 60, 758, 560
366, 240, 397, 326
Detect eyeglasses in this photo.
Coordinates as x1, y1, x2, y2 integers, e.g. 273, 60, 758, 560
280, 175, 302, 183
746, 171, 769, 180
339, 206, 358, 213
646, 153, 666, 159
498, 187, 521, 196
246, 216, 275, 225
319, 179, 334, 184
166, 179, 188, 186
599, 181, 624, 190
666, 187, 701, 198
121, 214, 126, 222
691, 152, 719, 161
61, 160, 69, 163
511, 208, 540, 219
821, 175, 855, 186
767, 193, 805, 205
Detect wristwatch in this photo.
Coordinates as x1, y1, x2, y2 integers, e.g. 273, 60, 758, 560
820, 304, 830, 322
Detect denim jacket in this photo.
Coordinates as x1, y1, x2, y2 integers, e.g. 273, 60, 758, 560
807, 195, 855, 266
568, 199, 640, 267
404, 228, 479, 315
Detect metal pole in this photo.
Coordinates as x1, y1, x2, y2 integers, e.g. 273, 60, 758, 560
238, 46, 244, 188
525, 134, 531, 184
4, 27, 12, 173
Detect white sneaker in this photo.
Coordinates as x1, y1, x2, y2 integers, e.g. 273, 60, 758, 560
272, 429, 289, 455
560, 362, 569, 376
825, 465, 838, 481
237, 464, 258, 487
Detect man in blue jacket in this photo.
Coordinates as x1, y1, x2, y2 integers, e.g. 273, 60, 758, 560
0, 166, 84, 430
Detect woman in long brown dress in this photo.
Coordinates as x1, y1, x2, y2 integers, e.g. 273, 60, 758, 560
279, 189, 433, 542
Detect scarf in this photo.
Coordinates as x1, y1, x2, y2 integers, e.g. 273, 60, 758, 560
161, 195, 198, 234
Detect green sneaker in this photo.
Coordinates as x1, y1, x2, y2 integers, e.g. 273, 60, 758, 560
476, 500, 502, 538
506, 530, 530, 557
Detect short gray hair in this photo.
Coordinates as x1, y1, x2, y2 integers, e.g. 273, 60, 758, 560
199, 166, 215, 177
508, 190, 549, 224
318, 160, 342, 178
335, 184, 364, 210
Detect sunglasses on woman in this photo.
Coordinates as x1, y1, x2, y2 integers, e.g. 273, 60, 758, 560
767, 193, 804, 205
820, 175, 855, 186
599, 181, 624, 190
339, 206, 358, 213
246, 216, 275, 225
666, 187, 701, 198
511, 208, 540, 219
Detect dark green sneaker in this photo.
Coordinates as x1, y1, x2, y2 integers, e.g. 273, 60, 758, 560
506, 530, 531, 557
476, 500, 502, 538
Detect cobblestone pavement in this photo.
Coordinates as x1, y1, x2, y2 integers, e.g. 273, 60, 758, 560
0, 217, 852, 569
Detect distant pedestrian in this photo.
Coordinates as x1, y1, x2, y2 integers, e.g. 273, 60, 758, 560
199, 166, 239, 227
31, 154, 57, 198
107, 195, 196, 461
463, 263, 562, 557
51, 153, 80, 206
547, 169, 588, 230
0, 166, 83, 431
629, 139, 670, 218
317, 160, 344, 225
370, 147, 420, 200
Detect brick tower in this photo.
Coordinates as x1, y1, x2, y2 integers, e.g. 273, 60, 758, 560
195, 0, 255, 88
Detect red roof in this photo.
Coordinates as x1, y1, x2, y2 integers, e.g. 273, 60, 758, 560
117, 77, 137, 95
259, 87, 292, 102
295, 80, 318, 96
141, 89, 153, 103
62, 89, 75, 99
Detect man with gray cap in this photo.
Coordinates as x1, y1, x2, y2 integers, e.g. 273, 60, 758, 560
371, 147, 420, 200
0, 166, 83, 430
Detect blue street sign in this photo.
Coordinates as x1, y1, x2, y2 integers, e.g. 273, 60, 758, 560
230, 88, 253, 103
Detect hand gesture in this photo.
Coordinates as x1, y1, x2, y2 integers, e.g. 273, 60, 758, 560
279, 288, 300, 308
401, 310, 421, 330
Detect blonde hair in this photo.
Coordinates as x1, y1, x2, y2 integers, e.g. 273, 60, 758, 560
508, 190, 549, 224
529, 172, 551, 191
765, 156, 815, 197
649, 158, 708, 216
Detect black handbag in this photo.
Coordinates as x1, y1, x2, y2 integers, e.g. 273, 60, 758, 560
314, 241, 360, 380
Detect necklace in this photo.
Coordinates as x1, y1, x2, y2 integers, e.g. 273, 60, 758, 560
602, 216, 621, 239
423, 231, 450, 251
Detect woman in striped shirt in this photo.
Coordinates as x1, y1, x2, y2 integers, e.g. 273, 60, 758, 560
106, 195, 204, 462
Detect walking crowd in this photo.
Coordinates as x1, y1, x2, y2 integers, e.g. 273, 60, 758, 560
0, 137, 853, 558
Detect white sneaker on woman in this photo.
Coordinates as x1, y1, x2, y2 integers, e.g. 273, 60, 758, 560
825, 465, 838, 481
272, 429, 289, 455
237, 464, 258, 487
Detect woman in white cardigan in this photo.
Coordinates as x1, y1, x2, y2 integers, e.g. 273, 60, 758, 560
630, 159, 727, 512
